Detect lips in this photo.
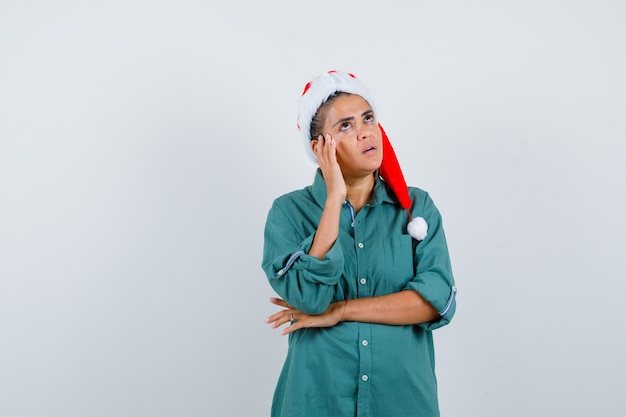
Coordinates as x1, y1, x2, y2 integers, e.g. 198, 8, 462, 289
362, 146, 377, 154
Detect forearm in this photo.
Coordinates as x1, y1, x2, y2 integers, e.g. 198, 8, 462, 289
342, 290, 439, 326
308, 199, 343, 259
268, 290, 440, 335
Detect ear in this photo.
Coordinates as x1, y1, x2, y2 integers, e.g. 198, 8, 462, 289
310, 137, 319, 154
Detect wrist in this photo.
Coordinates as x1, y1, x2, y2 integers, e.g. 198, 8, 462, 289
340, 299, 348, 322
325, 194, 345, 207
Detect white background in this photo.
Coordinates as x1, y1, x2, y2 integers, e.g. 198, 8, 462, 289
1, 1, 625, 416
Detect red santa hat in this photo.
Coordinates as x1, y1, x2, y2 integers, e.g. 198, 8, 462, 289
297, 70, 428, 240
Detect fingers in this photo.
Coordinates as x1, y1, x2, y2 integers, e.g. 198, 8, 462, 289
265, 304, 309, 334
313, 134, 337, 162
265, 309, 306, 335
281, 320, 302, 335
265, 309, 291, 327
269, 297, 292, 308
266, 298, 299, 330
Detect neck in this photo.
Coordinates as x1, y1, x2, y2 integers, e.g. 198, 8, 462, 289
344, 173, 375, 213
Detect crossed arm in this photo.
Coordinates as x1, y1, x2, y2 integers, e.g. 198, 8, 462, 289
266, 290, 439, 336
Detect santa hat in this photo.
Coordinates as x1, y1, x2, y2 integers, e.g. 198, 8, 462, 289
297, 70, 428, 241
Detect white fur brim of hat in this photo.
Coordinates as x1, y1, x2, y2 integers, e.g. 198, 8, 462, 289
298, 71, 377, 164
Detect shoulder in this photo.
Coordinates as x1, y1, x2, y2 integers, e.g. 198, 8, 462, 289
407, 185, 431, 203
407, 185, 444, 217
268, 184, 318, 218
272, 186, 313, 206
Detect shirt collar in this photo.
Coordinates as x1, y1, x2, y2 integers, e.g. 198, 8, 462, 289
311, 169, 398, 208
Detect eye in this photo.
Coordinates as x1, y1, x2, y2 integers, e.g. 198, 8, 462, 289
340, 122, 352, 131
364, 113, 374, 123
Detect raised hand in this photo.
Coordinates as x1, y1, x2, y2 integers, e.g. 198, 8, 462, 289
313, 134, 346, 204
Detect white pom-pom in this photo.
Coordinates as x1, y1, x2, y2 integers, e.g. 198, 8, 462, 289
407, 216, 428, 241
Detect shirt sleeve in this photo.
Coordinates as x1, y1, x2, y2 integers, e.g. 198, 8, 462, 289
261, 200, 344, 315
404, 191, 457, 331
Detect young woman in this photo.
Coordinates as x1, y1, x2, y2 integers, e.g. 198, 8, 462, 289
263, 71, 457, 417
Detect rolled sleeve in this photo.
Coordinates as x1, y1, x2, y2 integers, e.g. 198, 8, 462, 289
407, 278, 457, 331
262, 202, 344, 315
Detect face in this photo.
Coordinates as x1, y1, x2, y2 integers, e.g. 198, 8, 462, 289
319, 94, 383, 177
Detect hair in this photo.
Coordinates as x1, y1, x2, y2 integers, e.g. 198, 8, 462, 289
308, 92, 352, 140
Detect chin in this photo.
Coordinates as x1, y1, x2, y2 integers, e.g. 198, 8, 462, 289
368, 159, 383, 172
363, 164, 382, 175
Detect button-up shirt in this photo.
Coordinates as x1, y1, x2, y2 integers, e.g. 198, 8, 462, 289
262, 169, 456, 417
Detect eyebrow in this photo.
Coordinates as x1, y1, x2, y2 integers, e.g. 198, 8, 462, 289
332, 110, 374, 128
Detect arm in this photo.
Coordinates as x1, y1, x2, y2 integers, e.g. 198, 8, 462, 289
267, 290, 439, 335
261, 135, 346, 314
342, 290, 438, 325
262, 202, 343, 315
308, 198, 342, 259
308, 134, 346, 259
404, 191, 457, 330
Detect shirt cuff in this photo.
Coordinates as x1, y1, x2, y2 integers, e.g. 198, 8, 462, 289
406, 279, 457, 331
271, 234, 344, 286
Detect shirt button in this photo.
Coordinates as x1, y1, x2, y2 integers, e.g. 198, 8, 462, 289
362, 340, 369, 347
357, 242, 364, 249
360, 278, 367, 285
361, 375, 369, 382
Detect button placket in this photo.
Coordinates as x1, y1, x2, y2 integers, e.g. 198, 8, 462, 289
353, 208, 372, 415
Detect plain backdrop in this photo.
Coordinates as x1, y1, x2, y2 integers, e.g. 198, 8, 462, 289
1, 1, 625, 416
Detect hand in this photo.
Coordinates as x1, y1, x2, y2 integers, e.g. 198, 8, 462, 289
265, 297, 346, 336
312, 134, 346, 203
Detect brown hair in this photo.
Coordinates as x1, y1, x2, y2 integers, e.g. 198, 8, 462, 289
308, 92, 352, 140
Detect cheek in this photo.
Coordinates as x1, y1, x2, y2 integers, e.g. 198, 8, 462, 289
334, 145, 346, 162
334, 141, 352, 158
372, 129, 383, 143
334, 144, 354, 167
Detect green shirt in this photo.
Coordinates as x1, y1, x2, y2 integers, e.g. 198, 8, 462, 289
262, 170, 457, 417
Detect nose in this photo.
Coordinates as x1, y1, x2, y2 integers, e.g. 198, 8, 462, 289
357, 123, 374, 141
